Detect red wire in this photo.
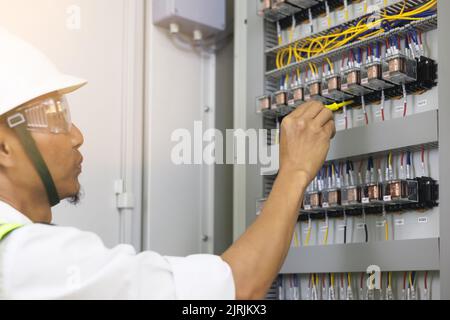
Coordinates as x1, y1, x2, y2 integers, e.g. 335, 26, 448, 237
341, 273, 344, 288
342, 52, 347, 68
380, 273, 383, 290
397, 36, 402, 50
360, 273, 364, 289
425, 272, 428, 290
403, 101, 407, 118
403, 272, 407, 290
401, 152, 404, 167
381, 108, 385, 122
421, 146, 425, 164
364, 112, 369, 125
419, 31, 423, 45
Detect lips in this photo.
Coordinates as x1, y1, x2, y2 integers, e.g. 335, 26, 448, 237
76, 155, 84, 173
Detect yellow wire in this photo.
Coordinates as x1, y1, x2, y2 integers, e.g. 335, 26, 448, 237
274, 0, 435, 73
409, 272, 413, 288
323, 225, 329, 245
325, 100, 354, 111
388, 272, 392, 289
305, 222, 312, 246
293, 228, 299, 247
385, 220, 389, 241
347, 273, 352, 287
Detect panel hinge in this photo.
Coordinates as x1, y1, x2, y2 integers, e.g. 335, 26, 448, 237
114, 179, 135, 210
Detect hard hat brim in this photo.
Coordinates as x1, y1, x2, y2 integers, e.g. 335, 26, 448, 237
8, 74, 87, 112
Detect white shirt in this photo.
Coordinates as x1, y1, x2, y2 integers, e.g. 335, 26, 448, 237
0, 201, 235, 300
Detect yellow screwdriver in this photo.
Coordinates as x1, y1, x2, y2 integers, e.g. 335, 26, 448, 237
325, 100, 354, 111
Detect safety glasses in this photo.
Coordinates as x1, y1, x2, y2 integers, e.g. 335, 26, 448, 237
7, 94, 72, 134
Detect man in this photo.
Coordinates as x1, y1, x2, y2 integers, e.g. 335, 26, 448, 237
0, 27, 335, 300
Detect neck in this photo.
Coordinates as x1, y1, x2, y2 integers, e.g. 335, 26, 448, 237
0, 175, 52, 223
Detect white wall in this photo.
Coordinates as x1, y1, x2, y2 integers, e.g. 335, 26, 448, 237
1, 0, 234, 257
0, 0, 143, 249
143, 1, 234, 257
144, 4, 205, 256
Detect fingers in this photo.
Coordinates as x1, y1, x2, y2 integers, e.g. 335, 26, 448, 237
314, 107, 334, 127
301, 100, 325, 120
324, 120, 336, 139
289, 100, 323, 119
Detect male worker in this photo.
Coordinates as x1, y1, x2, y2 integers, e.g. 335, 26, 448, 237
0, 27, 335, 300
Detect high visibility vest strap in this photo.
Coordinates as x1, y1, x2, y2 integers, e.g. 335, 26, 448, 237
0, 223, 23, 241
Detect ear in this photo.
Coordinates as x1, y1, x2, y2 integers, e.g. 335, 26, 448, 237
0, 125, 18, 168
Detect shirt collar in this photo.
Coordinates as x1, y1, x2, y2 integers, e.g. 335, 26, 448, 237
0, 201, 33, 225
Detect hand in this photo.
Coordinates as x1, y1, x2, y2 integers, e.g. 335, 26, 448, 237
279, 100, 336, 184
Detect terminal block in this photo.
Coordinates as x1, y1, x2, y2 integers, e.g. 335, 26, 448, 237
273, 90, 288, 108
341, 66, 373, 96
383, 179, 419, 204
383, 52, 417, 85
321, 187, 342, 210
305, 78, 332, 103
287, 84, 305, 107
322, 73, 354, 101
288, 0, 318, 8
258, 0, 286, 21
341, 185, 362, 208
273, 0, 303, 16
362, 182, 383, 206
256, 95, 271, 113
362, 58, 395, 91
303, 190, 321, 212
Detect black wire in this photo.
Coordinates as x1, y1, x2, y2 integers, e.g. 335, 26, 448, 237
343, 226, 347, 244
364, 224, 369, 243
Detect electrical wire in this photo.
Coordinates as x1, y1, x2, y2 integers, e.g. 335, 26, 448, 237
305, 216, 312, 246
421, 146, 426, 176
274, 0, 437, 79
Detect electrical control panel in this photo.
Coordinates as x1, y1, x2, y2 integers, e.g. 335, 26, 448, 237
238, 0, 445, 300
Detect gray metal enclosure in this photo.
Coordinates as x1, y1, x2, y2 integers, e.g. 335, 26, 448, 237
234, 0, 450, 299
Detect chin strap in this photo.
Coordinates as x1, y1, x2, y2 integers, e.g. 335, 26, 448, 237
7, 113, 60, 207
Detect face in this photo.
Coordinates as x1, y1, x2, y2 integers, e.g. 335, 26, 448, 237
0, 93, 84, 204
31, 124, 84, 201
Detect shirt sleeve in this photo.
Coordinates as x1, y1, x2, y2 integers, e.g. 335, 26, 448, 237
166, 255, 235, 300
0, 224, 235, 300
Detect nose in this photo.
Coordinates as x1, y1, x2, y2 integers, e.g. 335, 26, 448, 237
70, 124, 84, 149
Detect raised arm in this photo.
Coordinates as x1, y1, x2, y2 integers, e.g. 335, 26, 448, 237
222, 101, 336, 300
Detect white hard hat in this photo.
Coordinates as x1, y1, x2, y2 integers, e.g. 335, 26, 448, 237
0, 27, 87, 116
